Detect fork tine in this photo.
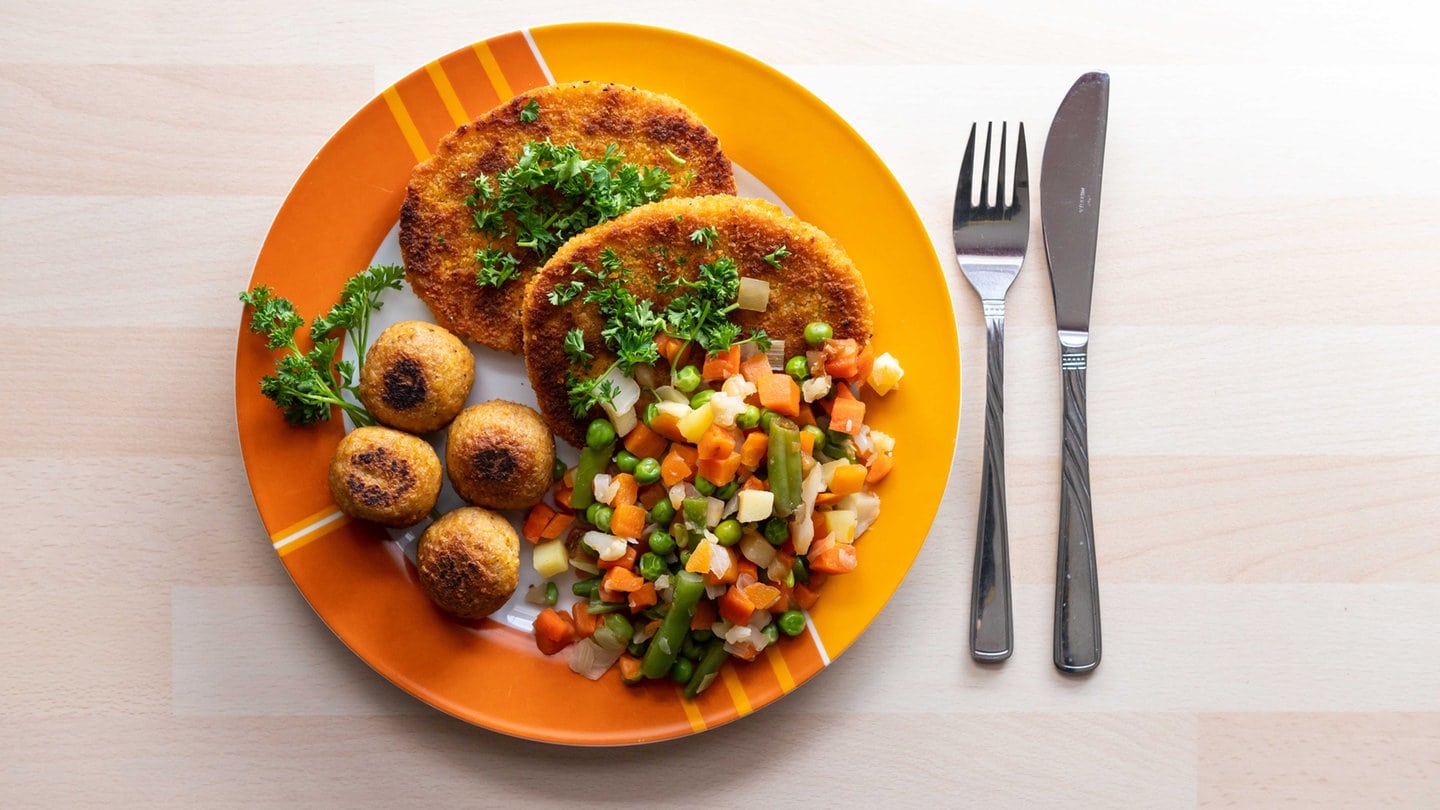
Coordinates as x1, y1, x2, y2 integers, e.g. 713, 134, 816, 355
1013, 122, 1029, 215
997, 122, 1008, 211
956, 123, 976, 212
979, 122, 993, 208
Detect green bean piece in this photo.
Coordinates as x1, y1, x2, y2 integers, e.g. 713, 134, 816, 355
792, 556, 809, 584
670, 657, 695, 684
586, 601, 628, 615
544, 581, 558, 606
714, 519, 742, 546
627, 640, 647, 658
615, 450, 640, 473
778, 610, 807, 637
647, 530, 676, 556
572, 578, 599, 598
634, 457, 662, 485
694, 475, 716, 496
767, 416, 803, 516
591, 612, 634, 650
586, 418, 617, 449
569, 442, 613, 511
675, 365, 701, 393
683, 639, 729, 699
682, 496, 709, 529
804, 321, 833, 345
641, 571, 705, 678
650, 498, 676, 526
638, 552, 666, 581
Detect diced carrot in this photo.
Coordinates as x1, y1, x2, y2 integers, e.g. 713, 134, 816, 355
736, 559, 759, 588
829, 396, 866, 435
854, 344, 876, 384
612, 473, 639, 508
697, 423, 738, 460
571, 601, 599, 638
810, 544, 858, 575
833, 381, 856, 400
690, 598, 716, 630
609, 503, 647, 539
815, 492, 845, 507
702, 345, 741, 380
740, 351, 773, 384
728, 641, 762, 662
534, 607, 577, 655
563, 466, 576, 488
719, 586, 756, 626
638, 482, 667, 509
552, 484, 574, 511
623, 422, 670, 460
685, 541, 712, 574
650, 408, 687, 442
740, 474, 768, 492
743, 583, 781, 611
796, 405, 817, 427
602, 565, 646, 593
655, 333, 688, 365
618, 653, 644, 684
597, 582, 621, 603
522, 503, 556, 543
866, 452, 894, 483
798, 429, 817, 456
808, 571, 829, 589
811, 515, 833, 551
791, 583, 820, 610
627, 581, 658, 611
597, 546, 638, 571
660, 446, 694, 487
829, 463, 867, 496
541, 511, 574, 540
672, 443, 699, 468
756, 372, 800, 417
823, 338, 861, 379
738, 431, 769, 468
696, 452, 742, 486
770, 583, 792, 613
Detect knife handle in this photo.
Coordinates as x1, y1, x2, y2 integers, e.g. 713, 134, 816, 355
970, 301, 1013, 661
1054, 345, 1100, 673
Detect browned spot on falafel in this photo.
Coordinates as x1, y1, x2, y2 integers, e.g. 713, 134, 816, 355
380, 355, 428, 410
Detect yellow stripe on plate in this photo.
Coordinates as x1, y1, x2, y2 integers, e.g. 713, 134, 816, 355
381, 86, 430, 161
424, 61, 471, 126
471, 41, 514, 100
720, 667, 753, 717
765, 645, 797, 692
679, 691, 707, 732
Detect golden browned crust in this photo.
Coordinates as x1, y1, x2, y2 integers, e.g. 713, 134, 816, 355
400, 81, 737, 354
445, 400, 556, 510
523, 195, 875, 448
327, 426, 442, 527
415, 506, 519, 619
357, 320, 475, 434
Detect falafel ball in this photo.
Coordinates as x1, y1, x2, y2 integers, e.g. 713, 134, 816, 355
328, 426, 442, 527
445, 400, 555, 510
358, 320, 474, 434
415, 506, 519, 619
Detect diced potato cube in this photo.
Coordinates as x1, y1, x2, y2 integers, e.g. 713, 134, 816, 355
677, 401, 715, 442
867, 352, 905, 395
532, 538, 570, 578
825, 509, 858, 544
736, 489, 774, 523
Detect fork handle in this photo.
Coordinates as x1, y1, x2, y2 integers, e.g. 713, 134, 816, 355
970, 301, 1013, 661
1054, 344, 1100, 673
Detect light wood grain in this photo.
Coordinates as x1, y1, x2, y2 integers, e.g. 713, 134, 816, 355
2, 2, 1438, 807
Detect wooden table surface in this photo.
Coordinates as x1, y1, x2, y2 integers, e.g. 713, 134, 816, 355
4, 2, 1438, 806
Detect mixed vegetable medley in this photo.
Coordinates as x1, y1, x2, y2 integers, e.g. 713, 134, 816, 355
520, 255, 904, 695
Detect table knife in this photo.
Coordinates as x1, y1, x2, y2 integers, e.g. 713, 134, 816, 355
1041, 71, 1108, 674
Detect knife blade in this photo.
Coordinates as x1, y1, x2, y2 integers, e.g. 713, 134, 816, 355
1041, 71, 1108, 674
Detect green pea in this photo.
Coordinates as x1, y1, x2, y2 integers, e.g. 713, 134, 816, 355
801, 424, 827, 450
615, 450, 639, 473
647, 530, 676, 556
552, 457, 567, 481
764, 517, 790, 546
792, 556, 809, 584
804, 321, 833, 345
758, 409, 778, 432
586, 418, 616, 449
679, 549, 692, 567
785, 356, 809, 381
689, 389, 715, 409
585, 502, 602, 526
670, 657, 695, 684
715, 480, 739, 500
682, 636, 705, 661
638, 552, 666, 581
572, 578, 599, 598
778, 610, 807, 637
593, 505, 614, 533
544, 581, 558, 606
735, 404, 761, 429
714, 519, 742, 546
650, 498, 676, 527
762, 623, 780, 644
675, 365, 701, 393
634, 457, 662, 485
643, 401, 659, 427
690, 628, 714, 643
694, 476, 716, 496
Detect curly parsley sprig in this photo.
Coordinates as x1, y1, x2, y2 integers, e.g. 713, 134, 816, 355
239, 264, 404, 427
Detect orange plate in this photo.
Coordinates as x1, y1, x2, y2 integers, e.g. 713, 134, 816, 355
234, 23, 959, 745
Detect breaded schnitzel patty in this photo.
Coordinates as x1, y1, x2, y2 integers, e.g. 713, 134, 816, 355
523, 195, 874, 448
400, 81, 736, 354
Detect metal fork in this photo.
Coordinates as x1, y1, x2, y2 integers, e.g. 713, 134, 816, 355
953, 122, 1029, 662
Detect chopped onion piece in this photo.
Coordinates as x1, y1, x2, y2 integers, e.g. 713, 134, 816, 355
568, 638, 622, 680
790, 464, 825, 555
722, 495, 739, 519
837, 491, 882, 538
524, 584, 548, 606
592, 473, 615, 505
600, 364, 641, 413
602, 400, 637, 437
869, 429, 896, 455
724, 624, 753, 645
633, 363, 659, 389
705, 582, 728, 600
669, 482, 698, 508
764, 339, 787, 371
706, 497, 725, 528
582, 530, 628, 562
801, 374, 832, 403
737, 276, 770, 311
740, 531, 776, 568
707, 539, 732, 580
654, 385, 687, 404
